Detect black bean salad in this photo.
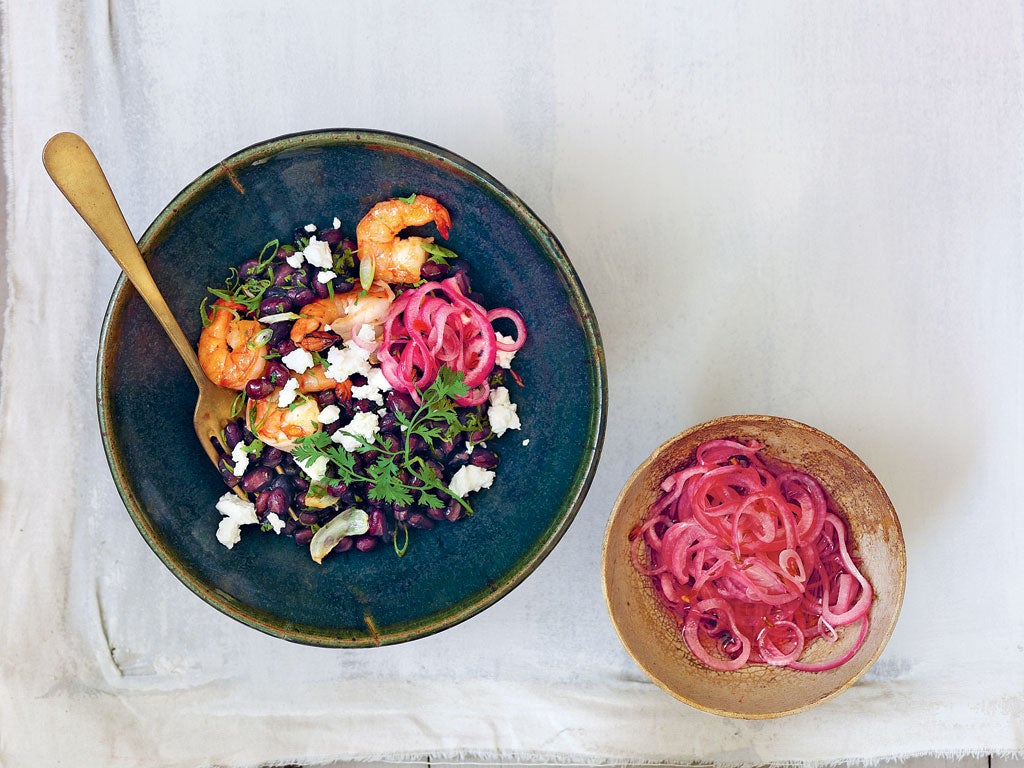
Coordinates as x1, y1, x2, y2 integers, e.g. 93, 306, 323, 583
197, 195, 527, 562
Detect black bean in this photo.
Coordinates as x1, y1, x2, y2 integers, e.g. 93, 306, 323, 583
282, 519, 298, 536
423, 458, 446, 480
378, 412, 399, 434
449, 262, 471, 294
294, 528, 313, 546
355, 535, 378, 552
265, 361, 290, 387
331, 536, 354, 553
326, 480, 346, 498
273, 264, 298, 287
297, 512, 319, 526
407, 434, 428, 457
420, 261, 449, 280
245, 377, 274, 400
275, 339, 297, 356
315, 389, 337, 408
321, 228, 344, 246
407, 513, 435, 530
218, 457, 240, 488
367, 508, 387, 537
393, 503, 410, 522
255, 490, 271, 518
292, 476, 310, 491
259, 296, 292, 316
238, 258, 261, 280
444, 498, 463, 522
470, 429, 490, 444
313, 279, 330, 299
293, 226, 316, 243
288, 286, 316, 305
334, 279, 355, 293
426, 505, 445, 522
224, 422, 244, 451
378, 433, 401, 454
261, 446, 283, 468
354, 398, 376, 413
265, 488, 290, 518
434, 438, 456, 460
385, 390, 416, 417
446, 451, 471, 471
240, 467, 274, 493
267, 321, 291, 346
470, 449, 499, 469
340, 489, 361, 506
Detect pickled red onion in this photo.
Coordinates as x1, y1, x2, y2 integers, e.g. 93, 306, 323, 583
630, 439, 873, 672
377, 276, 525, 406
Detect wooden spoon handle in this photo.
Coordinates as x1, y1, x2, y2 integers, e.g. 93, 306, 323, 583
43, 132, 206, 388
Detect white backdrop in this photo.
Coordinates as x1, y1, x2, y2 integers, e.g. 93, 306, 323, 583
2, 2, 1023, 766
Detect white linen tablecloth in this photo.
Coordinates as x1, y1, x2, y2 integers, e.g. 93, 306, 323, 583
2, 2, 1023, 766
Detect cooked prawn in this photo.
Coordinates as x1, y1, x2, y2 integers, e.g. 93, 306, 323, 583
247, 390, 321, 451
198, 299, 268, 390
290, 281, 395, 349
294, 365, 349, 394
355, 195, 451, 284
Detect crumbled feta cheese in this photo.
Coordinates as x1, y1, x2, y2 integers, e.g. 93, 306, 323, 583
297, 455, 329, 483
215, 493, 258, 549
302, 236, 334, 269
487, 386, 521, 437
332, 216, 342, 229
265, 512, 285, 534
449, 465, 495, 498
304, 223, 318, 232
332, 411, 380, 451
286, 250, 305, 268
231, 441, 250, 478
522, 439, 530, 446
277, 377, 300, 407
351, 366, 393, 405
317, 270, 337, 284
318, 404, 341, 424
325, 338, 373, 382
282, 348, 315, 374
495, 332, 517, 369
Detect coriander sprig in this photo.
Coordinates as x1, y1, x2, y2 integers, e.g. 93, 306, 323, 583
292, 367, 483, 556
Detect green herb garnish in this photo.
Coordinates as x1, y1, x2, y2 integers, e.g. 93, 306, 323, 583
292, 366, 481, 557
206, 238, 279, 314
396, 193, 417, 204
421, 241, 459, 266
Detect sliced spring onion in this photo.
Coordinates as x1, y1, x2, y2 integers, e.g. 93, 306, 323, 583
309, 507, 369, 564
258, 311, 300, 324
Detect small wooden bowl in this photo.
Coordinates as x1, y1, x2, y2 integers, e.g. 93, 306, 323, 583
602, 415, 906, 718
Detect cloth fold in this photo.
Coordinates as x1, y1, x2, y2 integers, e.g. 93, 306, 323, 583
3, 2, 1023, 766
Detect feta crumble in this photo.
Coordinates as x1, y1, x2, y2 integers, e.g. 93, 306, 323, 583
333, 216, 342, 229
495, 332, 517, 369
332, 411, 380, 451
302, 236, 334, 269
449, 465, 495, 498
350, 366, 393, 405
304, 223, 317, 232
487, 386, 521, 437
325, 334, 374, 382
318, 404, 341, 424
285, 250, 305, 268
297, 455, 330, 483
265, 512, 286, 534
317, 270, 337, 283
277, 377, 300, 407
215, 493, 259, 549
522, 439, 530, 446
230, 441, 250, 478
282, 347, 315, 374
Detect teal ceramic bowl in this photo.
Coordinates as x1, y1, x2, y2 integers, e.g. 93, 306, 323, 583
98, 129, 606, 646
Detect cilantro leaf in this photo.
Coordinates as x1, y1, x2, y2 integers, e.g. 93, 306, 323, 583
422, 241, 459, 266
